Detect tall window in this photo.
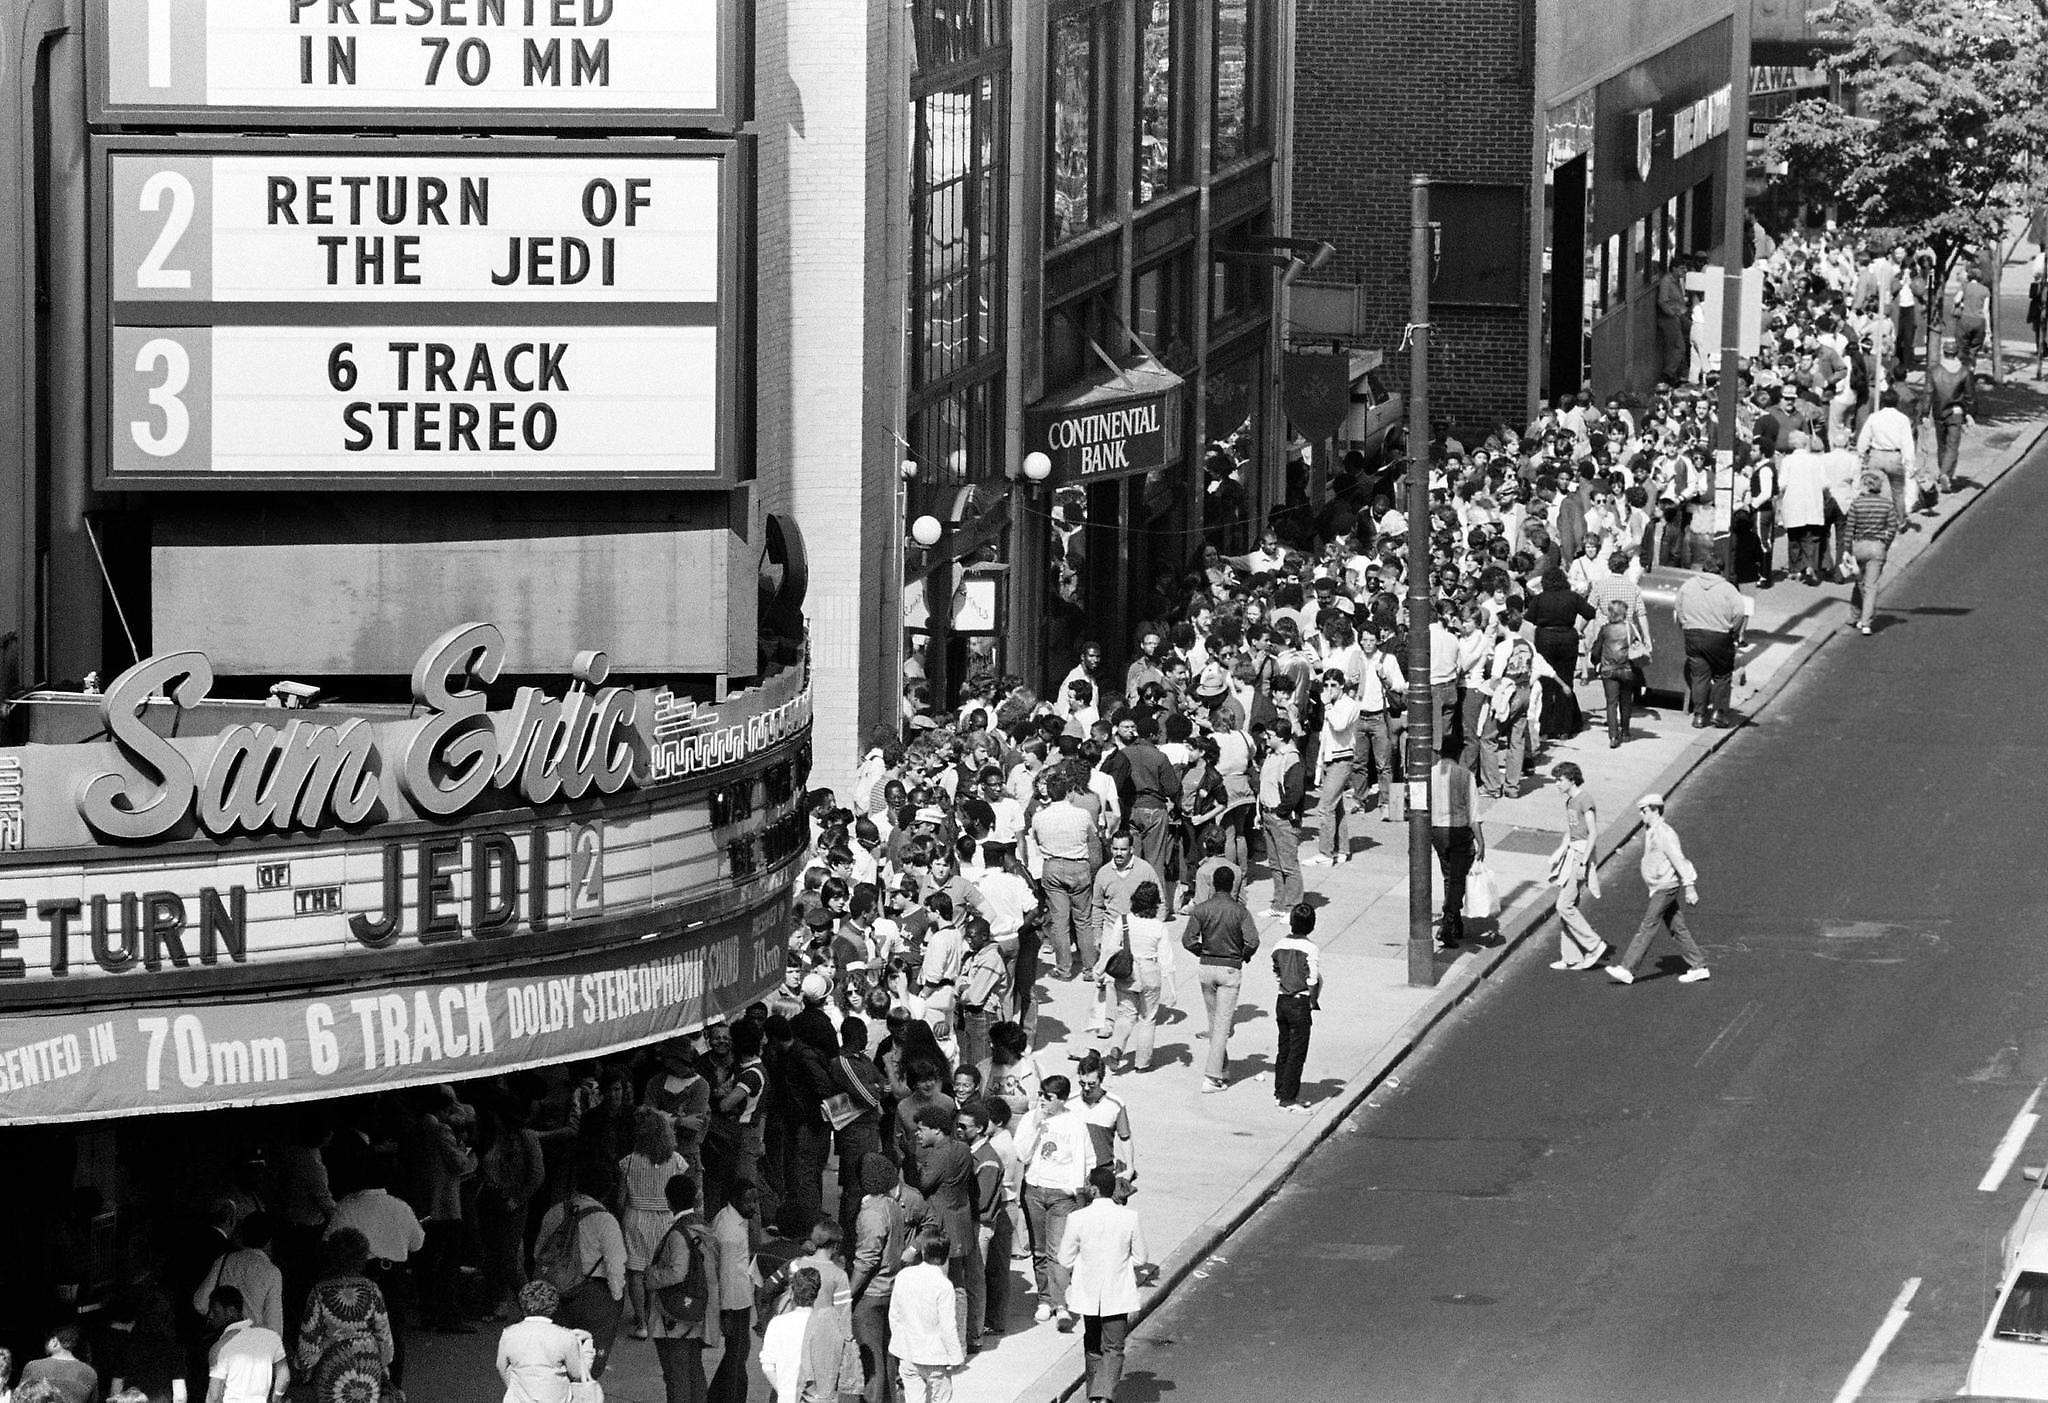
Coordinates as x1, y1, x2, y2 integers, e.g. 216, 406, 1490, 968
1211, 0, 1266, 168
1049, 4, 1113, 244
1134, 254, 1194, 368
910, 0, 1009, 480
1134, 0, 1179, 205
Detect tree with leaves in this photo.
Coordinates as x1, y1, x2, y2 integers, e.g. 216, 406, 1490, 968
1764, 0, 2048, 365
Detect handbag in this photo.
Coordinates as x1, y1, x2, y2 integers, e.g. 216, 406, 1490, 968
569, 1381, 604, 1403
1462, 861, 1500, 920
1102, 915, 1133, 981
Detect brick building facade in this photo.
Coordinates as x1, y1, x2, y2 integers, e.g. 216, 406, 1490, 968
1288, 0, 1536, 435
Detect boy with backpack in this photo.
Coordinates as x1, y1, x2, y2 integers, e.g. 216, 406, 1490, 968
1586, 598, 1641, 748
647, 1172, 722, 1403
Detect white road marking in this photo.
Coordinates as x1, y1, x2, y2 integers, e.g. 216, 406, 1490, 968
1979, 1082, 2046, 1192
1829, 1277, 1920, 1403
1695, 999, 1762, 1068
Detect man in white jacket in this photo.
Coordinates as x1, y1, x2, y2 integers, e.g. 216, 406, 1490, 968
1059, 1166, 1150, 1403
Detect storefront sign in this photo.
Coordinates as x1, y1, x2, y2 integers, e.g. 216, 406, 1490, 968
0, 901, 784, 1125
94, 138, 741, 489
93, 0, 734, 129
1671, 85, 1733, 162
1026, 373, 1184, 489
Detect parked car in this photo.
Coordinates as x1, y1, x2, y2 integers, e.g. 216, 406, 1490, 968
2005, 1165, 2048, 1274
1967, 1237, 2048, 1400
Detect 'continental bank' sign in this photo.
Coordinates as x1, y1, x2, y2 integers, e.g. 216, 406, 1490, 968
1026, 355, 1185, 487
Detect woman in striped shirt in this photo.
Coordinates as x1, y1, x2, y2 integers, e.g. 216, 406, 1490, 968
1845, 471, 1903, 635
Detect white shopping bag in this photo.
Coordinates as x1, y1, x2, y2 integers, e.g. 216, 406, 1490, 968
1463, 861, 1501, 920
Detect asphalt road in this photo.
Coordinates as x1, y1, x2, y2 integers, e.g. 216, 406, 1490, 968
1123, 438, 2048, 1403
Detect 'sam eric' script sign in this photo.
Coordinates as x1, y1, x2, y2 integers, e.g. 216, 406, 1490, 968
92, 0, 736, 129
94, 138, 742, 489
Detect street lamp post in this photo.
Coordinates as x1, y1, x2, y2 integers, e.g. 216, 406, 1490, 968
1406, 174, 1438, 989
1715, 0, 1751, 578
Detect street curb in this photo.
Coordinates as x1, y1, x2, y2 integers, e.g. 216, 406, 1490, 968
1012, 414, 2048, 1403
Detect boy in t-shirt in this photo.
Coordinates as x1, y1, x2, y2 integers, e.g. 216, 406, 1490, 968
1270, 903, 1324, 1113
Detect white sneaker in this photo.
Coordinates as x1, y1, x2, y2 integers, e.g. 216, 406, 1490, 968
1303, 854, 1333, 867
1035, 1302, 1053, 1323
1678, 966, 1712, 983
1548, 959, 1574, 970
1605, 966, 1634, 984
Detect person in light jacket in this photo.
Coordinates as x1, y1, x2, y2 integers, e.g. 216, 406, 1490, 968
1775, 431, 1830, 583
1058, 1166, 1150, 1403
888, 1230, 964, 1403
1605, 793, 1710, 985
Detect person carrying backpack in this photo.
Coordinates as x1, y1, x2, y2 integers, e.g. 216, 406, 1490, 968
532, 1158, 628, 1378
647, 1171, 722, 1403
1585, 598, 1643, 748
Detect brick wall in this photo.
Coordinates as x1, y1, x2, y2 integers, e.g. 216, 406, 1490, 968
1291, 0, 1536, 436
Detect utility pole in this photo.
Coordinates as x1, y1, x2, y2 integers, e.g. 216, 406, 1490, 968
1715, 0, 1751, 579
1406, 174, 1437, 989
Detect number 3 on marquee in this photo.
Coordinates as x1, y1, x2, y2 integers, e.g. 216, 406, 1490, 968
130, 337, 190, 457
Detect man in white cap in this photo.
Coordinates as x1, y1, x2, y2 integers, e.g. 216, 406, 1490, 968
1605, 793, 1710, 985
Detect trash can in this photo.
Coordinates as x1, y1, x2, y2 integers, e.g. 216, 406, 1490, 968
1635, 566, 1701, 703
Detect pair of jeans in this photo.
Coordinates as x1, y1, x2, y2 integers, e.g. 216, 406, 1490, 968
1198, 963, 1243, 1081
1105, 957, 1162, 1069
653, 1336, 708, 1403
1479, 715, 1529, 797
1023, 1183, 1079, 1306
418, 1218, 466, 1327
1261, 811, 1301, 908
951, 1233, 987, 1350
1681, 628, 1735, 719
1040, 857, 1097, 974
1600, 673, 1636, 743
899, 1361, 955, 1403
1129, 804, 1173, 880
1353, 711, 1402, 815
1616, 887, 1707, 973
981, 1209, 1014, 1334
1083, 1313, 1130, 1402
958, 1005, 993, 1075
1851, 539, 1888, 628
785, 1118, 830, 1227
1458, 687, 1487, 771
1866, 447, 1907, 519
1555, 844, 1602, 959
1274, 994, 1313, 1102
707, 1307, 751, 1403
1431, 825, 1476, 942
1314, 757, 1354, 860
852, 1291, 895, 1403
1935, 418, 1963, 489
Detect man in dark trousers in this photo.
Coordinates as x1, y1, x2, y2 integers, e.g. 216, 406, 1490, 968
1104, 713, 1182, 879
1181, 867, 1261, 1094
1674, 557, 1747, 729
1270, 903, 1324, 1113
910, 1102, 984, 1352
1430, 737, 1483, 950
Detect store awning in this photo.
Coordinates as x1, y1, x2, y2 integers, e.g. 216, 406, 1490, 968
1025, 355, 1186, 488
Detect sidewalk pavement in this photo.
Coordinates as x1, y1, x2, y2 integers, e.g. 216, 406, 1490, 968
401, 272, 2048, 1403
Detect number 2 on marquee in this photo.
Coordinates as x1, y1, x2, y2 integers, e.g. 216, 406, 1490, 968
136, 170, 194, 290
130, 337, 190, 458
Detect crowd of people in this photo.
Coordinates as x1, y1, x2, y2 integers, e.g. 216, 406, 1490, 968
0, 229, 2011, 1403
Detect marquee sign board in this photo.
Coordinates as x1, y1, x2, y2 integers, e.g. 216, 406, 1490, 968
90, 0, 739, 131
92, 137, 745, 489
0, 623, 813, 1003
